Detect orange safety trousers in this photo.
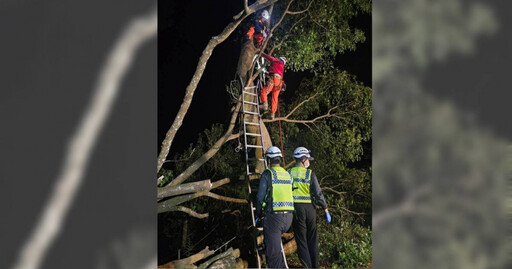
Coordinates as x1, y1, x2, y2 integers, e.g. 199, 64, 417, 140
260, 76, 283, 114
247, 27, 264, 47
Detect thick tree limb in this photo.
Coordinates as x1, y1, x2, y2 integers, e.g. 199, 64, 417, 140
158, 179, 230, 212
227, 133, 240, 142
157, 0, 277, 173
157, 179, 212, 199
164, 102, 241, 188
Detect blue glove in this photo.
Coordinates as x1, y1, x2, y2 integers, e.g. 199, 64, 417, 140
255, 217, 259, 225
325, 212, 332, 224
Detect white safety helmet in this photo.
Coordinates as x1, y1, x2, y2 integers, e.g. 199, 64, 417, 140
279, 56, 287, 64
293, 147, 314, 160
262, 10, 270, 20
265, 146, 282, 158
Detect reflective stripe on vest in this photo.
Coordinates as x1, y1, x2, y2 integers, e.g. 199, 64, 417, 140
268, 167, 294, 211
289, 166, 312, 203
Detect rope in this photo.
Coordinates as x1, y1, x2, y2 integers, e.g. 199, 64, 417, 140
277, 104, 286, 167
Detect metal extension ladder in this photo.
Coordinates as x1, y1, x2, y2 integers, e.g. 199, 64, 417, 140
240, 62, 289, 269
240, 75, 267, 268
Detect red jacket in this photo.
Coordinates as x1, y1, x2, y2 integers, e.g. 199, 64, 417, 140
262, 53, 284, 77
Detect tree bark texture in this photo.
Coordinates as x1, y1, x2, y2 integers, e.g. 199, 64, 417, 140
198, 248, 241, 269
158, 178, 230, 213
158, 246, 215, 268
237, 40, 257, 84
157, 179, 212, 199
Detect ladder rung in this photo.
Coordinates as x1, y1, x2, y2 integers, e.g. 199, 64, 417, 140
244, 86, 257, 89
246, 144, 263, 148
248, 158, 265, 161
245, 132, 261, 137
243, 91, 258, 96
243, 111, 260, 115
257, 227, 263, 231
244, 122, 260, 126
244, 101, 259, 106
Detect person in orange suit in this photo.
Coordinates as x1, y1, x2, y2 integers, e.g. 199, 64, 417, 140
246, 10, 270, 48
260, 53, 286, 119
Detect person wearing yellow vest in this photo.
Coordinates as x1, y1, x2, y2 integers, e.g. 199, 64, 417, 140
289, 147, 331, 268
255, 146, 294, 268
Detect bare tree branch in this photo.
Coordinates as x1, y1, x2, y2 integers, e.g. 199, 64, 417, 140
227, 133, 240, 141
321, 187, 346, 195
207, 192, 248, 203
263, 106, 339, 124
286, 0, 313, 15
161, 206, 210, 219
285, 91, 321, 118
339, 207, 366, 216
11, 8, 157, 269
244, 0, 250, 14
270, 15, 307, 54
163, 148, 196, 163
373, 184, 432, 228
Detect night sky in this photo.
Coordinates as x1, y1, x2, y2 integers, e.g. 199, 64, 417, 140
158, 0, 371, 163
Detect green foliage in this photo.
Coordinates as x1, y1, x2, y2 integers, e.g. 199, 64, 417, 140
269, 70, 372, 222
318, 221, 372, 268
270, 0, 371, 72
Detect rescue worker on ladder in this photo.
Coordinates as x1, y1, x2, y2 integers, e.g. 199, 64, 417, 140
246, 10, 270, 48
289, 147, 331, 268
256, 146, 294, 268
260, 53, 286, 120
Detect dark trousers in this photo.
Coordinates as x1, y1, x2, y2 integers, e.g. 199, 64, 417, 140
293, 203, 318, 268
263, 212, 293, 268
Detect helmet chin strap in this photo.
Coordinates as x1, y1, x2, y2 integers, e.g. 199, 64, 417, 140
300, 158, 309, 168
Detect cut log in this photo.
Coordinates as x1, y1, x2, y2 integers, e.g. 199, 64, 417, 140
198, 248, 241, 269
158, 179, 212, 199
257, 233, 295, 245
158, 246, 215, 268
283, 239, 297, 255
